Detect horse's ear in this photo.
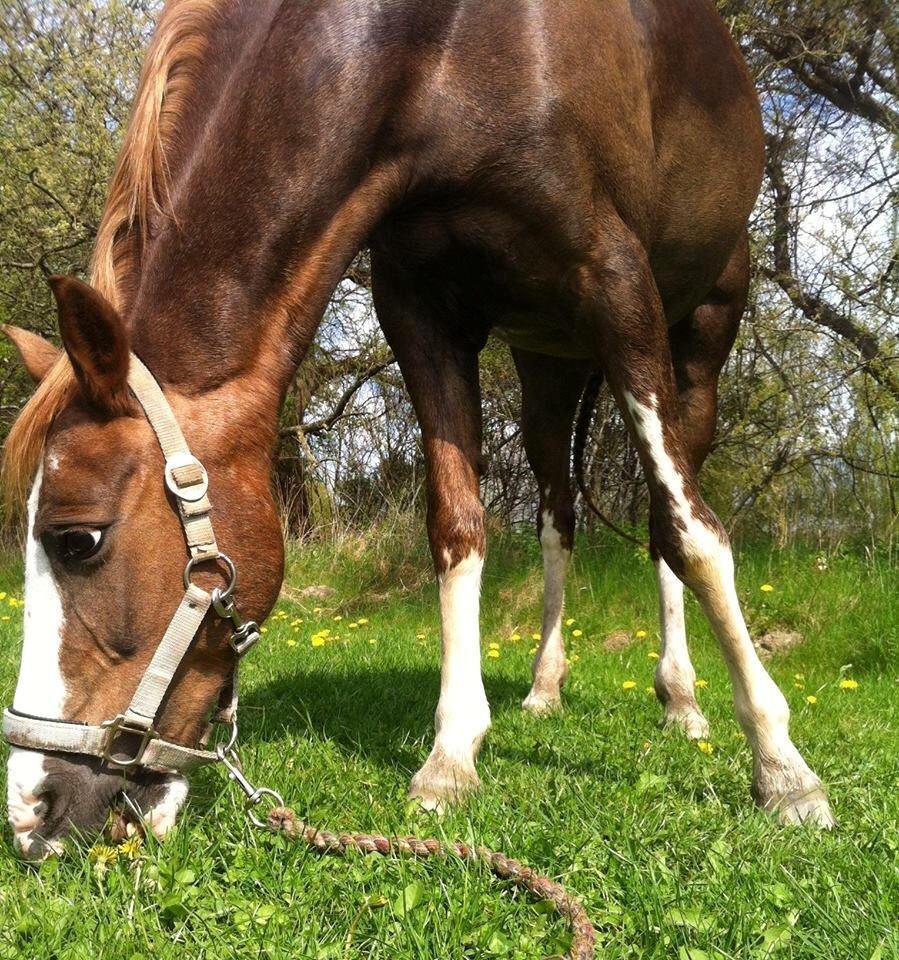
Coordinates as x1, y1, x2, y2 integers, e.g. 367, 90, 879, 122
49, 275, 132, 414
1, 325, 61, 383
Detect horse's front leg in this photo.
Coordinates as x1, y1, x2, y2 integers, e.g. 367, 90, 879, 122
372, 261, 490, 811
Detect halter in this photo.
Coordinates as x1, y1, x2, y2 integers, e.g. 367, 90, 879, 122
3, 353, 269, 798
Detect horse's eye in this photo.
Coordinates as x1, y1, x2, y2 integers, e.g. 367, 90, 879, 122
57, 529, 104, 562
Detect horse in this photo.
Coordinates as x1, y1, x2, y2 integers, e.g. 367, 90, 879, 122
2, 0, 834, 859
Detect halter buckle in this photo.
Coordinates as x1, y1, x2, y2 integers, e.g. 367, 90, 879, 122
101, 715, 158, 769
164, 452, 209, 503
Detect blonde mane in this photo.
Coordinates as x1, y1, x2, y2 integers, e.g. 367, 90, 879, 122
2, 0, 223, 511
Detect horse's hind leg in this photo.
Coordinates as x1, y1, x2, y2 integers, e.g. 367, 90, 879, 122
574, 217, 833, 826
512, 348, 591, 714
371, 259, 490, 810
653, 234, 747, 740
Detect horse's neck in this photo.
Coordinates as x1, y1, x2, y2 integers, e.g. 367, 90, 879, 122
127, 4, 403, 399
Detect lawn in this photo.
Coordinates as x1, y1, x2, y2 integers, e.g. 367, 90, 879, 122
0, 529, 896, 960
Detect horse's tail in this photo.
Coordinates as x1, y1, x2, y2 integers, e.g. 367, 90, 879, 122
572, 372, 647, 548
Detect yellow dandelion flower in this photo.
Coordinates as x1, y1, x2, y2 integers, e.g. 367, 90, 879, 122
287, 638, 298, 648
570, 654, 580, 663
333, 615, 343, 622
88, 844, 118, 867
260, 626, 268, 634
529, 646, 538, 655
760, 583, 774, 593
794, 673, 805, 681
694, 679, 709, 689
488, 641, 500, 649
291, 619, 302, 627
311, 636, 325, 647
645, 686, 655, 694
697, 741, 714, 755
119, 835, 143, 861
621, 680, 637, 691
0, 592, 6, 600
572, 629, 583, 638
416, 633, 426, 640
511, 633, 521, 642
349, 622, 359, 629
565, 618, 576, 626
321, 629, 331, 637
7, 598, 19, 608
805, 695, 818, 705
313, 607, 323, 615
635, 629, 647, 639
357, 618, 369, 625
839, 678, 858, 690
487, 649, 500, 659
794, 682, 804, 690
1, 616, 9, 622
368, 637, 377, 645
647, 651, 659, 660
531, 632, 541, 641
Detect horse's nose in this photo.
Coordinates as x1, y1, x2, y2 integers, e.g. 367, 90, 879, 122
6, 747, 184, 860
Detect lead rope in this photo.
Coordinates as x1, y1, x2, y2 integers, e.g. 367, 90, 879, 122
215, 735, 596, 960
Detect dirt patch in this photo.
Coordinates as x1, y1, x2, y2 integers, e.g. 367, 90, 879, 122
755, 629, 805, 659
280, 584, 336, 602
602, 630, 635, 652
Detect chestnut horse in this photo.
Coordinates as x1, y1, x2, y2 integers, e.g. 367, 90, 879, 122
3, 0, 833, 857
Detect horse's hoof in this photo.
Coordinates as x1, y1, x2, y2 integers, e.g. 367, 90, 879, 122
768, 787, 836, 828
662, 706, 710, 740
408, 754, 480, 812
522, 690, 563, 715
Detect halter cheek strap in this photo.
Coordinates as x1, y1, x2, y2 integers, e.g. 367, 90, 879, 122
2, 353, 259, 773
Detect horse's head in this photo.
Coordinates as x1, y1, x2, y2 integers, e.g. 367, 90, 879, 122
3, 277, 284, 859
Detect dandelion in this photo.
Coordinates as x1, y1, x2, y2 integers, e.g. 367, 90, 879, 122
488, 641, 500, 649
794, 673, 805, 681
119, 835, 143, 861
313, 607, 323, 615
0, 592, 6, 601
357, 618, 369, 625
694, 679, 709, 689
805, 695, 818, 705
570, 654, 580, 663
635, 629, 647, 639
349, 622, 359, 629
572, 629, 583, 638
1, 616, 9, 622
260, 626, 268, 634
697, 741, 714, 756
311, 636, 325, 647
368, 637, 377, 645
88, 844, 118, 873
621, 680, 637, 691
565, 618, 576, 626
647, 651, 659, 660
645, 686, 655, 694
333, 615, 343, 622
511, 633, 521, 642
839, 679, 858, 691
291, 619, 302, 627
488, 649, 500, 659
760, 583, 774, 593
793, 682, 804, 690
416, 633, 426, 640
531, 632, 541, 641
529, 646, 538, 655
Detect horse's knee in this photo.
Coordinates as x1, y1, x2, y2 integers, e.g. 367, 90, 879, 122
428, 493, 485, 573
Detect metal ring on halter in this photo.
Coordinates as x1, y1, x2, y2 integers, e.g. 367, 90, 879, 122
183, 551, 236, 595
164, 451, 209, 502
214, 718, 239, 757
247, 787, 286, 829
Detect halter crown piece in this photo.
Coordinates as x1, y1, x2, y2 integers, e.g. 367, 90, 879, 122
3, 353, 262, 776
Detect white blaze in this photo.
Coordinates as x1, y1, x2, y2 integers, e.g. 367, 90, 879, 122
13, 464, 67, 717
7, 464, 66, 857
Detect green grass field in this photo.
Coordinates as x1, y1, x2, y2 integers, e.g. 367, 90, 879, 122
0, 530, 896, 960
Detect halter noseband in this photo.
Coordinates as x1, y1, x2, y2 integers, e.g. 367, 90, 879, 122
2, 353, 260, 774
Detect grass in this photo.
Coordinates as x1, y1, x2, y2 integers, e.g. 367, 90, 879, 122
0, 529, 897, 960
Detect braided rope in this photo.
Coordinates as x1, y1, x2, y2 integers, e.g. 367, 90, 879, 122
266, 806, 596, 960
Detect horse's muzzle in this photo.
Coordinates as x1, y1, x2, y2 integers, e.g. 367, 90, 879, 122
6, 746, 184, 860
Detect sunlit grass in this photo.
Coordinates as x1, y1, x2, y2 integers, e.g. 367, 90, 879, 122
0, 533, 896, 959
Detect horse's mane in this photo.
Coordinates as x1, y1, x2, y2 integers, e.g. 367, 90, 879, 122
3, 0, 222, 510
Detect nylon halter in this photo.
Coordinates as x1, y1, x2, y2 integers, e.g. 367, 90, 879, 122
2, 353, 260, 774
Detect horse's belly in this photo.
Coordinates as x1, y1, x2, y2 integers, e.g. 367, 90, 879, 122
491, 318, 592, 359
